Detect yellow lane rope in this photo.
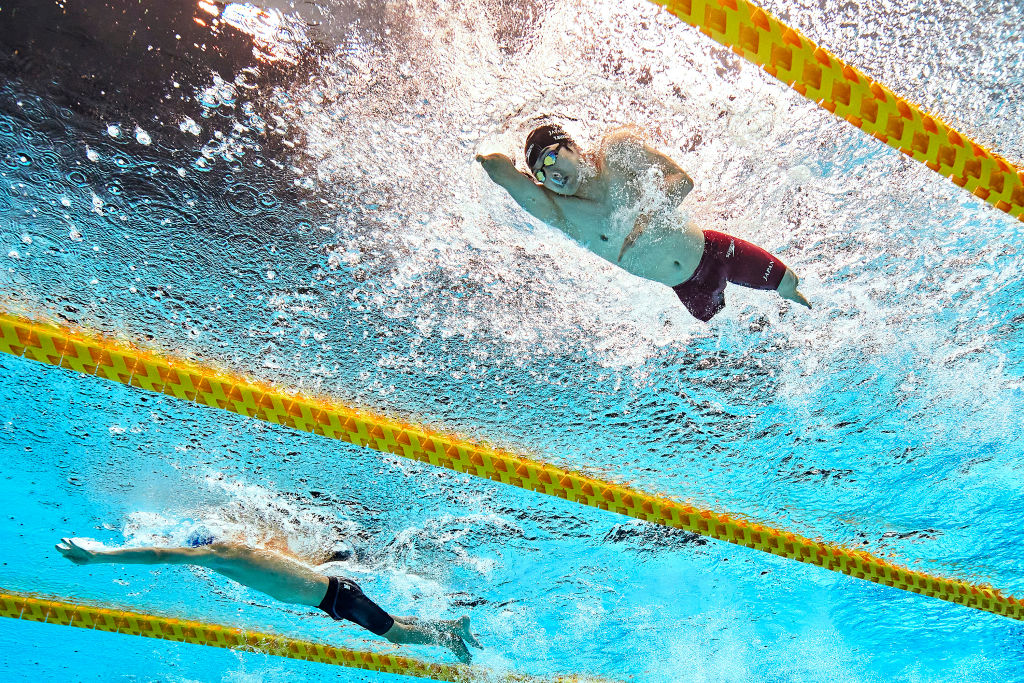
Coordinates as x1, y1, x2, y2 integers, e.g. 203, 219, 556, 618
647, 0, 1024, 221
0, 590, 595, 682
2, 309, 1022, 621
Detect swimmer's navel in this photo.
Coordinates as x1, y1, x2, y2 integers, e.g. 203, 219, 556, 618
600, 234, 609, 242
673, 260, 681, 269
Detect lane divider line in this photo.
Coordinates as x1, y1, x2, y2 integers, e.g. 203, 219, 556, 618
0, 590, 597, 681
647, 0, 1024, 221
2, 309, 1021, 621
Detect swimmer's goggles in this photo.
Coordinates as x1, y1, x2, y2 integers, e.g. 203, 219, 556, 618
532, 146, 566, 185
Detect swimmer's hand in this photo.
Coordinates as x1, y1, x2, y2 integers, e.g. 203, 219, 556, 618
56, 537, 100, 565
475, 152, 516, 181
777, 269, 811, 309
475, 152, 510, 165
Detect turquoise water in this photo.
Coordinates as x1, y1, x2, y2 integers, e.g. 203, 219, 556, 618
1, 0, 1023, 680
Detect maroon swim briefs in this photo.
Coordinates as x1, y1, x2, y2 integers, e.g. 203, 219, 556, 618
671, 230, 786, 321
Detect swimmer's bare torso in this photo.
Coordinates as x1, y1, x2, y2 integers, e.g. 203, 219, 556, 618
478, 129, 704, 286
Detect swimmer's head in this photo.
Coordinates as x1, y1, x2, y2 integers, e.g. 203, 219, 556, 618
525, 124, 583, 196
326, 541, 353, 562
312, 540, 354, 566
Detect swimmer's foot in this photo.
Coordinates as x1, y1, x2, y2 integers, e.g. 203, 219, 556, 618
777, 269, 811, 309
437, 616, 482, 663
457, 615, 482, 650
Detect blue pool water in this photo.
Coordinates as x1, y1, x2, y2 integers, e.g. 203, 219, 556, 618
1, 0, 1023, 680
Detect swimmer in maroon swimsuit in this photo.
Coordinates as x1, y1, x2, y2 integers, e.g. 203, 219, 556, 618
477, 123, 810, 321
56, 537, 482, 663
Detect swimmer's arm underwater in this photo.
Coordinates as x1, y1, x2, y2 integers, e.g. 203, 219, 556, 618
476, 152, 585, 241
604, 133, 695, 261
603, 131, 694, 205
54, 541, 216, 566
647, 145, 693, 205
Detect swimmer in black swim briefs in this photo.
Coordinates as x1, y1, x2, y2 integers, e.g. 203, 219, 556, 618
318, 576, 395, 635
478, 122, 811, 320
56, 536, 482, 663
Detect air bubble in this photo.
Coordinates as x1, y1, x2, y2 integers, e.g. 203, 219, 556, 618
235, 67, 260, 91
200, 87, 220, 109
179, 117, 202, 136
224, 183, 261, 216
66, 170, 88, 186
107, 124, 122, 138
135, 127, 152, 145
217, 84, 238, 106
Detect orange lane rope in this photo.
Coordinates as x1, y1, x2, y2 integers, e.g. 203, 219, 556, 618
647, 0, 1024, 221
2, 309, 1021, 621
0, 590, 597, 681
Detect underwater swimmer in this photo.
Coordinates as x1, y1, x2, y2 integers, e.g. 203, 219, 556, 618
476, 124, 811, 321
56, 536, 482, 663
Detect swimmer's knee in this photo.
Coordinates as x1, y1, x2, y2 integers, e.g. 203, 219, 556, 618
776, 268, 798, 293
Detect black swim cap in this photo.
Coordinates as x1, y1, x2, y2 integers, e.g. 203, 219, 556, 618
525, 124, 577, 170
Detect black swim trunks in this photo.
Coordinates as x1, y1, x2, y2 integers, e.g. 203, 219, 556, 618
672, 229, 787, 321
317, 576, 395, 636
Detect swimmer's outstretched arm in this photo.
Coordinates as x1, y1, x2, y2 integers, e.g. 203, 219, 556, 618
57, 538, 333, 606
476, 153, 581, 239
55, 540, 214, 565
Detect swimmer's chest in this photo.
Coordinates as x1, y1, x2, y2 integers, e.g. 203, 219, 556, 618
551, 178, 658, 258
552, 196, 622, 258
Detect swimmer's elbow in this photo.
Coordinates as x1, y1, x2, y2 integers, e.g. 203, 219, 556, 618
669, 173, 694, 202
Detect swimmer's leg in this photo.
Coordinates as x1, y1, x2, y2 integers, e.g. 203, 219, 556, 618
775, 268, 811, 308
710, 231, 811, 309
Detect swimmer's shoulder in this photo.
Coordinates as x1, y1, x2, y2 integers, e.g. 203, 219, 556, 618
600, 127, 646, 155
600, 125, 645, 145
599, 127, 649, 179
